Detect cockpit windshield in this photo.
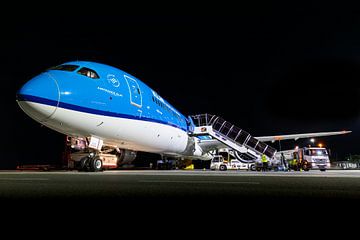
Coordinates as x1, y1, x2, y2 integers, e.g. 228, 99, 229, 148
48, 64, 79, 72
77, 67, 99, 79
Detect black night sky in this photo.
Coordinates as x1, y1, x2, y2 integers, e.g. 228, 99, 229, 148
3, 6, 360, 169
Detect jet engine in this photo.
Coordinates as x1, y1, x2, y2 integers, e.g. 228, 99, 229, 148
116, 149, 137, 166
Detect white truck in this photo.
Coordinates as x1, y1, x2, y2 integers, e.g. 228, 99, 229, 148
276, 147, 331, 171
299, 147, 331, 171
210, 155, 249, 171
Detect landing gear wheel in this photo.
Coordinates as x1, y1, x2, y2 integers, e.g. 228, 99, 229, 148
90, 157, 103, 172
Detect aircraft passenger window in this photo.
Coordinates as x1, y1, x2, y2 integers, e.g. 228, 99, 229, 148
77, 67, 100, 79
48, 64, 79, 72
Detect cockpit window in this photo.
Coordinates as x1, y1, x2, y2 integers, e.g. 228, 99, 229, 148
48, 64, 79, 72
77, 67, 100, 79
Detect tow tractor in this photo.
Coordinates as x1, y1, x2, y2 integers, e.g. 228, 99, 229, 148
63, 136, 136, 171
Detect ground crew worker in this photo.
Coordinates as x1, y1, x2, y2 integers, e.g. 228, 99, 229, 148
281, 153, 288, 171
261, 154, 268, 171
290, 152, 298, 171
290, 158, 297, 171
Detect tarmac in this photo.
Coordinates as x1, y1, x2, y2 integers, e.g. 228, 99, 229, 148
1, 169, 360, 204
1, 169, 359, 225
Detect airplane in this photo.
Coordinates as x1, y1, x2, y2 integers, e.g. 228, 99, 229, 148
16, 61, 351, 171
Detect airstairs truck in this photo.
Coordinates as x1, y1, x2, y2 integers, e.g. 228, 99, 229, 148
210, 155, 249, 171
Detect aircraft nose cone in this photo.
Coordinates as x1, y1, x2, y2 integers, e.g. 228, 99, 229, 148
16, 73, 60, 122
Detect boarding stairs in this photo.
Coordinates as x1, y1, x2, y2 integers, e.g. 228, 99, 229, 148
189, 114, 277, 159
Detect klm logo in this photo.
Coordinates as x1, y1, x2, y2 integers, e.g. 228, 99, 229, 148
107, 74, 120, 87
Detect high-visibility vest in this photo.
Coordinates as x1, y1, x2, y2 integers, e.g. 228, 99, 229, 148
261, 155, 268, 163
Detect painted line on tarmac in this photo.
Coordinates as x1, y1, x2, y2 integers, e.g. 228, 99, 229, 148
139, 180, 260, 184
0, 177, 49, 181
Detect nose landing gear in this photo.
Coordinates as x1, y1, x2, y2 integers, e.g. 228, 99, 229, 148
78, 154, 103, 172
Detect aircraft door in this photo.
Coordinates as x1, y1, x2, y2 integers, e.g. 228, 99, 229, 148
124, 75, 142, 108
187, 116, 195, 133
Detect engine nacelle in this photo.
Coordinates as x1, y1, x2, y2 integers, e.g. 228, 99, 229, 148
116, 149, 137, 166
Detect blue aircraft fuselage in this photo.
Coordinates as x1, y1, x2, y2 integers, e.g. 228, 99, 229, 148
17, 61, 189, 132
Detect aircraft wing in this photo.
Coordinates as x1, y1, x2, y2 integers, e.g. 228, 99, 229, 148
256, 130, 351, 142
196, 130, 351, 152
